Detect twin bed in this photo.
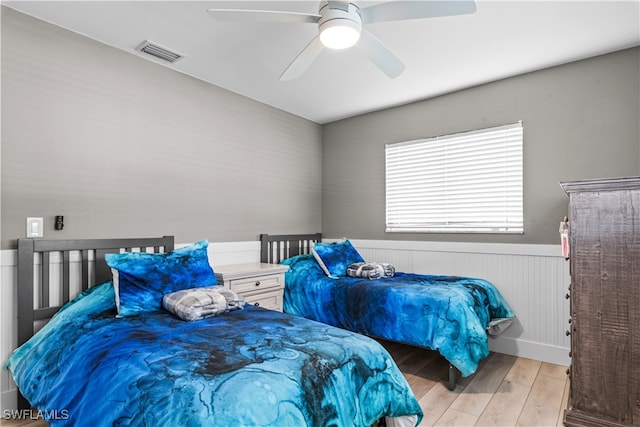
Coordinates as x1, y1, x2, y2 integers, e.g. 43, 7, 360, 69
260, 234, 515, 387
6, 233, 515, 426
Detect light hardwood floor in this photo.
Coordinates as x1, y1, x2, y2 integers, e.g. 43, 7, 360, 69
379, 340, 570, 427
1, 343, 569, 427
0, 412, 47, 427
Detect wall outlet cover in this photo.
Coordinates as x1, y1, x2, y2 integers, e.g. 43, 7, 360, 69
26, 217, 44, 238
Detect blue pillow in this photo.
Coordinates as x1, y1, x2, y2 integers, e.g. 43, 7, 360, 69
311, 239, 364, 278
105, 240, 217, 316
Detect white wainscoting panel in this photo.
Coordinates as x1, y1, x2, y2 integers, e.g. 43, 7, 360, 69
349, 239, 571, 367
2, 238, 568, 411
209, 241, 261, 267
0, 241, 260, 411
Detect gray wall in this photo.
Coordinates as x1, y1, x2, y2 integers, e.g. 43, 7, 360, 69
3, 7, 638, 249
322, 47, 640, 244
1, 7, 322, 249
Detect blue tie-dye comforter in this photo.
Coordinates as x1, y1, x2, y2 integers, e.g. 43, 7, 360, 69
282, 255, 515, 377
6, 282, 422, 426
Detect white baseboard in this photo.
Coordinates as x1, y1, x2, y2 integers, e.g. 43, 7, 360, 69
489, 335, 570, 367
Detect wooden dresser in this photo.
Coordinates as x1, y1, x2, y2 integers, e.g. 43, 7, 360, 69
560, 177, 639, 427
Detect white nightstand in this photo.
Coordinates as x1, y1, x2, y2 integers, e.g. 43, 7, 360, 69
214, 263, 289, 312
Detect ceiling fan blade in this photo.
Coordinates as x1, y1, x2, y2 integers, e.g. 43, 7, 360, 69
206, 9, 320, 24
357, 29, 405, 78
360, 0, 476, 24
279, 36, 325, 81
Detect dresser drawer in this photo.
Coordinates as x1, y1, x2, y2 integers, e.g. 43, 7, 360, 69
244, 290, 283, 312
229, 274, 283, 294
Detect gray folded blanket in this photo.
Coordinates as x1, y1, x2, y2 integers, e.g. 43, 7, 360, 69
162, 286, 245, 321
346, 262, 395, 280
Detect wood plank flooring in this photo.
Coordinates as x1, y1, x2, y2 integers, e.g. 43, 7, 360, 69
1, 342, 570, 427
0, 411, 47, 427
379, 340, 570, 427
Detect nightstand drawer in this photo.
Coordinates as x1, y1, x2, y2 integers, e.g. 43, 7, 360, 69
244, 290, 283, 312
229, 275, 283, 294
214, 263, 289, 312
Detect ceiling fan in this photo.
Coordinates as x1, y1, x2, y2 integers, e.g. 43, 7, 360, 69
207, 0, 476, 81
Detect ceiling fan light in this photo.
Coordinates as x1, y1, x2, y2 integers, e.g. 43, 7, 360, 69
320, 19, 361, 49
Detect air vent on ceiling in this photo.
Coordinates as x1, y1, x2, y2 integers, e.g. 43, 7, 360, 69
136, 40, 184, 63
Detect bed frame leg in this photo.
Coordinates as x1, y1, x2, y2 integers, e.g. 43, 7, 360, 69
448, 364, 457, 391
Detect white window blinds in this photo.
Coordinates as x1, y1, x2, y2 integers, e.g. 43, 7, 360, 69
385, 122, 523, 234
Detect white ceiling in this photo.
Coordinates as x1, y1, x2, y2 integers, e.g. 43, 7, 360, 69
4, 0, 640, 124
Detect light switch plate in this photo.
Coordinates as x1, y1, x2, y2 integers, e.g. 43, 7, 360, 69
26, 217, 44, 238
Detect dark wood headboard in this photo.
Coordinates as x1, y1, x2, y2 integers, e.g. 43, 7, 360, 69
17, 236, 174, 347
260, 233, 321, 264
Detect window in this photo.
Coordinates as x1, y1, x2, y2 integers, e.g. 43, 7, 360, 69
385, 122, 523, 234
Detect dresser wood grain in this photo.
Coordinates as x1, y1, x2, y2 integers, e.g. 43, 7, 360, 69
560, 177, 640, 427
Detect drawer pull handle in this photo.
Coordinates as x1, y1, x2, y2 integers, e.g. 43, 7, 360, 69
254, 302, 260, 307
255, 281, 261, 287
566, 330, 571, 336
565, 293, 570, 300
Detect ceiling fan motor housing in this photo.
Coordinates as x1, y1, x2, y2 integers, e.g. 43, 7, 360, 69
318, 1, 362, 49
